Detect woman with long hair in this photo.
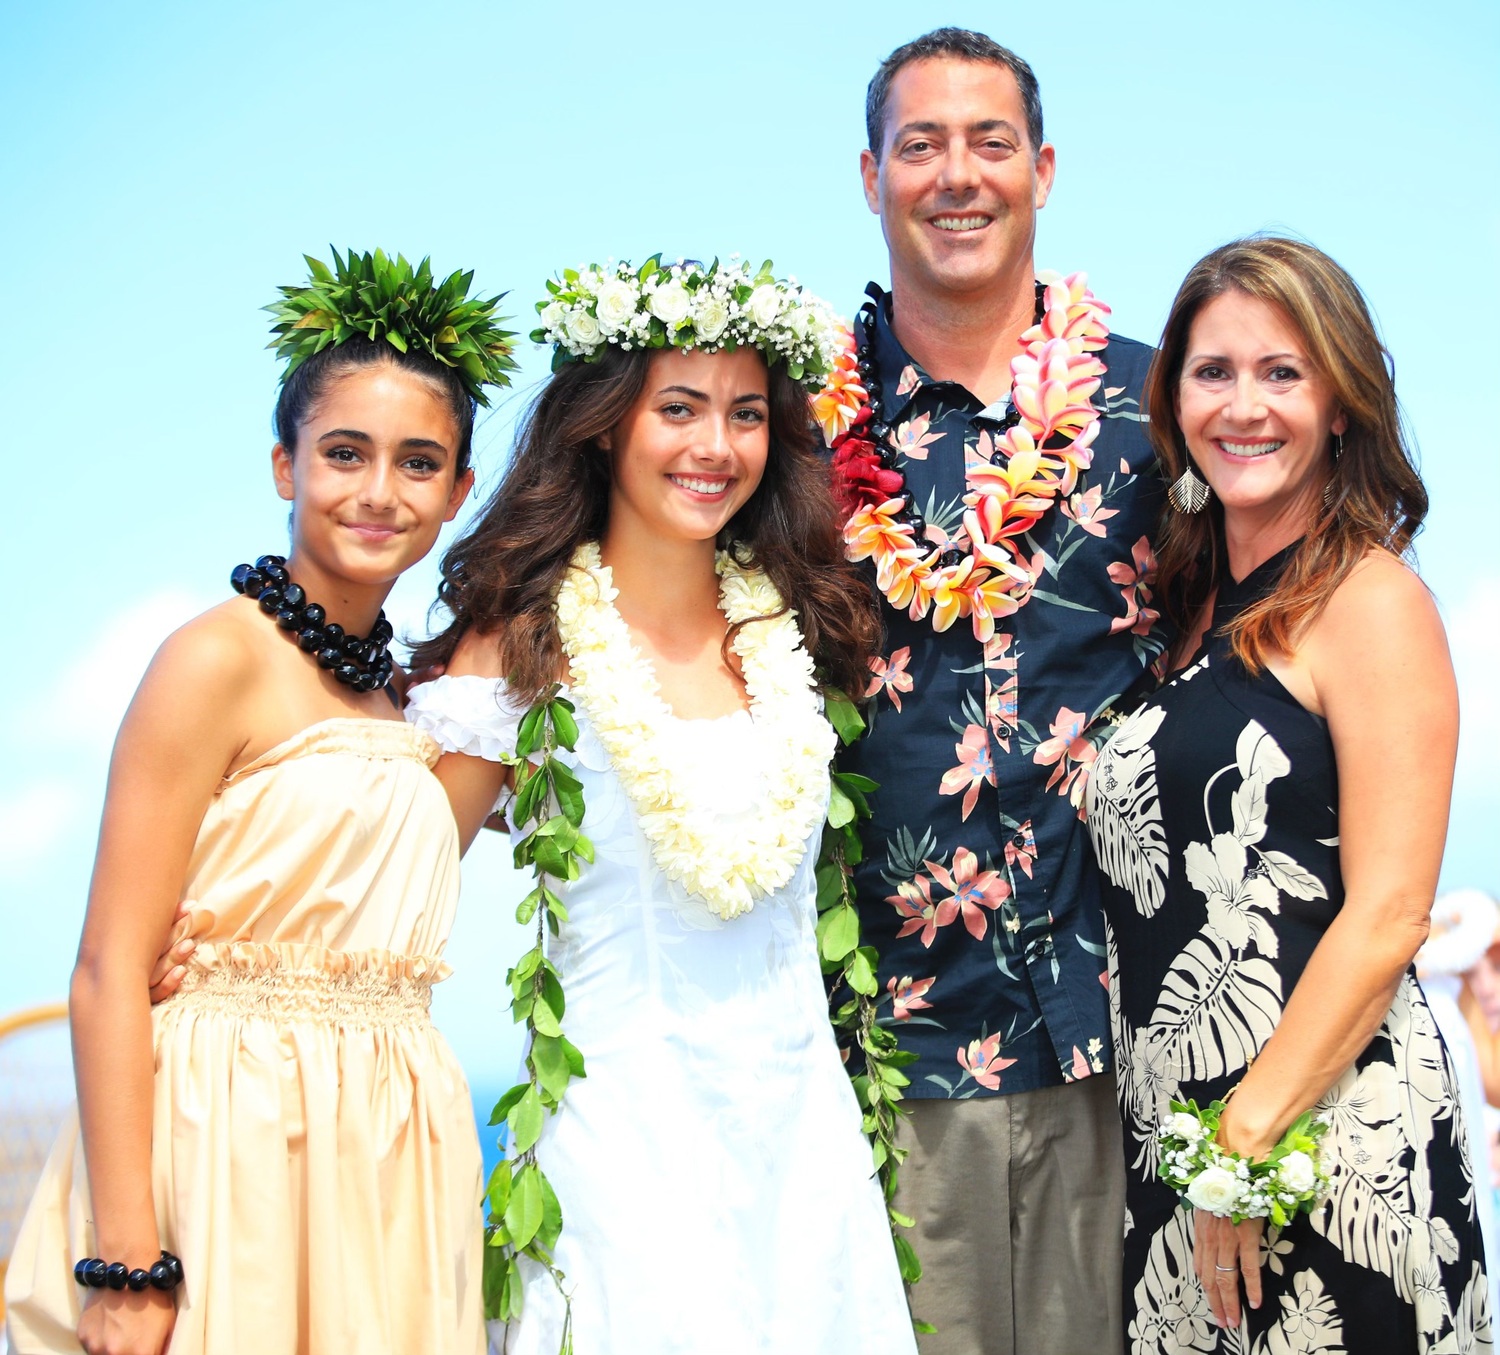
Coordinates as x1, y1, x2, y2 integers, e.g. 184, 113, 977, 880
406, 257, 917, 1354
1087, 236, 1489, 1351
5, 251, 511, 1355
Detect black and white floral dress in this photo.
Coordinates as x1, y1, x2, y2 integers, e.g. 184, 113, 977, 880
1088, 547, 1491, 1354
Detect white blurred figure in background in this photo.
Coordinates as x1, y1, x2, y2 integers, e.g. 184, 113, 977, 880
1418, 887, 1500, 1318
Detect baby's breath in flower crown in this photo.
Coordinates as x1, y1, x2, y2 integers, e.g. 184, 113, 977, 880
532, 254, 845, 389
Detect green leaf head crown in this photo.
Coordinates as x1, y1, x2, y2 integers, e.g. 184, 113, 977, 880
266, 248, 518, 406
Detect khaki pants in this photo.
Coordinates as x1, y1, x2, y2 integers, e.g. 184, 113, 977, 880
893, 1076, 1125, 1355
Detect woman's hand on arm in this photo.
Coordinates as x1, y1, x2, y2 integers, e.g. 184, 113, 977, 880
1221, 554, 1458, 1156
72, 619, 253, 1355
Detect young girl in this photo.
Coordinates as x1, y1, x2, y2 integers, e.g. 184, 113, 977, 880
5, 250, 513, 1355
406, 257, 919, 1354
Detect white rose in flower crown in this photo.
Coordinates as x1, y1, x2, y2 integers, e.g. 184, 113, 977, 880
1277, 1150, 1317, 1195
786, 303, 812, 339
594, 279, 639, 335
565, 308, 603, 348
1185, 1165, 1242, 1215
694, 293, 731, 343
747, 284, 783, 328
1166, 1112, 1205, 1143
538, 300, 565, 334
650, 280, 692, 326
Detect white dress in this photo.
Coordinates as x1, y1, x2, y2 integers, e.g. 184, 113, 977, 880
408, 676, 917, 1355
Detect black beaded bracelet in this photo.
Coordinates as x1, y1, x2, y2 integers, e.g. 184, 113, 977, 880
73, 1250, 183, 1293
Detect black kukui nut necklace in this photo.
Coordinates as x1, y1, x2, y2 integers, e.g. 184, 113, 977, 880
230, 554, 394, 692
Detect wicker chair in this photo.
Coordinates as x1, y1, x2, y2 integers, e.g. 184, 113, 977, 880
0, 1003, 72, 1347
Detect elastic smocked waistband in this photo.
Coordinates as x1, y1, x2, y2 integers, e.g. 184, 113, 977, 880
164, 942, 447, 1028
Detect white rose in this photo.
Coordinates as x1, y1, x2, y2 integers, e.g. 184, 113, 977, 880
1277, 1150, 1316, 1195
594, 279, 639, 335
564, 309, 602, 348
747, 283, 782, 328
786, 303, 812, 339
1166, 1112, 1205, 1143
650, 280, 692, 326
1185, 1165, 1241, 1215
694, 293, 730, 342
538, 300, 565, 333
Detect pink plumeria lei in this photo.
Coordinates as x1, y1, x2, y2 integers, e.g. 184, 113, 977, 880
815, 274, 1111, 643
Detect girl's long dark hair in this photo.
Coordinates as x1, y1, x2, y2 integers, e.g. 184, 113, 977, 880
412, 346, 880, 703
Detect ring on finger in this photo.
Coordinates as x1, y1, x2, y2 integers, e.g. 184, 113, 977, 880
1214, 1264, 1237, 1272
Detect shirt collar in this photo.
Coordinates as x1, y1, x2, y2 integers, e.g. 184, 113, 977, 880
860, 281, 1016, 426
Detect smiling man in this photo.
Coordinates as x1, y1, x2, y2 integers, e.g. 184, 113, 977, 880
830, 29, 1169, 1355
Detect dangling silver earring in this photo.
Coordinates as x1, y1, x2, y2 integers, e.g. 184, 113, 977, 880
1169, 463, 1211, 514
1323, 431, 1344, 508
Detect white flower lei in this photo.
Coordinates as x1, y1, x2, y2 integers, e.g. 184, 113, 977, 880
554, 541, 835, 919
533, 255, 844, 389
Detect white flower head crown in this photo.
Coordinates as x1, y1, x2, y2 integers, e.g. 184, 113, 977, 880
531, 254, 845, 391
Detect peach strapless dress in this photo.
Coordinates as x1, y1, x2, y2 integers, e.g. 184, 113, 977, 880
5, 718, 484, 1355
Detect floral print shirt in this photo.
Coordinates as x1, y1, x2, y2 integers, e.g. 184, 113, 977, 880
839, 285, 1169, 1098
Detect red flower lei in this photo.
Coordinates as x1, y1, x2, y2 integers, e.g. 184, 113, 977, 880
817, 274, 1112, 643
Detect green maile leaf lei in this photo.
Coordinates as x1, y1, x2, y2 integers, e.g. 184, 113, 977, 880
485, 681, 929, 1347
482, 686, 589, 1351
818, 689, 932, 1336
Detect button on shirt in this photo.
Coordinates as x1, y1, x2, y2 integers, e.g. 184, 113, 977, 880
839, 285, 1168, 1098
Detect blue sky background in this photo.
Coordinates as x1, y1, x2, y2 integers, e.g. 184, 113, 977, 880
3, 0, 1496, 1140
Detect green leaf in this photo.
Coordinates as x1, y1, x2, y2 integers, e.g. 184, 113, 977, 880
532, 838, 569, 879
836, 772, 878, 794
550, 761, 586, 826
560, 1035, 587, 1078
540, 969, 567, 1022
485, 1161, 512, 1216
549, 700, 580, 750
504, 1164, 544, 1249
516, 885, 544, 926
512, 765, 547, 827
508, 1085, 546, 1154
531, 994, 563, 1037
826, 782, 856, 829
516, 703, 546, 758
481, 1246, 508, 1320
817, 903, 860, 962
501, 1255, 524, 1321
537, 1170, 564, 1251
487, 1082, 528, 1126
846, 944, 879, 996
824, 688, 868, 745
894, 1233, 924, 1283
530, 1033, 572, 1102
815, 861, 847, 911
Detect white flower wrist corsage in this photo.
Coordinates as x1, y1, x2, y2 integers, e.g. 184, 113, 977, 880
1157, 1098, 1331, 1227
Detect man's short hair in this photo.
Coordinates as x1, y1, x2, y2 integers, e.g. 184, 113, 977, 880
865, 28, 1044, 158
